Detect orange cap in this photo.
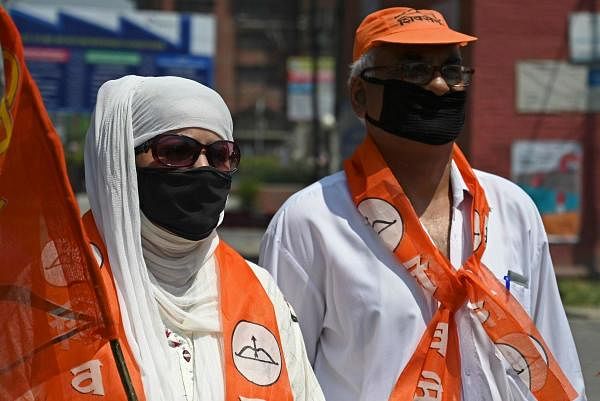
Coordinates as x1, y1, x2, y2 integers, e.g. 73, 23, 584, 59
353, 7, 477, 61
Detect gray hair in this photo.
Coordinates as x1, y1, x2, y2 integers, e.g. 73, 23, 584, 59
347, 48, 376, 87
347, 49, 377, 124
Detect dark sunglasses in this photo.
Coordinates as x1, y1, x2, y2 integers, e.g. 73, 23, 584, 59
360, 63, 474, 88
135, 134, 241, 173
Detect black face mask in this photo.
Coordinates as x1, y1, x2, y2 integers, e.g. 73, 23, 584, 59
364, 79, 467, 145
137, 166, 231, 241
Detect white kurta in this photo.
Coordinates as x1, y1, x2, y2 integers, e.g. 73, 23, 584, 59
259, 163, 587, 401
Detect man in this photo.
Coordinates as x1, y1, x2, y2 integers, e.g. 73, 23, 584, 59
259, 7, 587, 401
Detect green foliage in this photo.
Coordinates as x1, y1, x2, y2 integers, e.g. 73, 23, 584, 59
237, 178, 260, 211
234, 155, 313, 184
557, 278, 600, 306
233, 155, 313, 212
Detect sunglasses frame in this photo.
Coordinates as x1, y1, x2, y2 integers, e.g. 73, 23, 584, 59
360, 63, 475, 88
135, 134, 241, 173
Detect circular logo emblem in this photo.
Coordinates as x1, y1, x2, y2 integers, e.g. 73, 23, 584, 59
496, 333, 548, 392
232, 321, 282, 386
357, 198, 403, 251
42, 241, 67, 287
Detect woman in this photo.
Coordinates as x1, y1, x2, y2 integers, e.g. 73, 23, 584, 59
82, 75, 324, 401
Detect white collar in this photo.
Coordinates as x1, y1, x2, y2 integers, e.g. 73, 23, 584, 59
450, 159, 471, 209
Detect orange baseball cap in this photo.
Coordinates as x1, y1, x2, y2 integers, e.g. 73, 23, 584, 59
353, 7, 477, 61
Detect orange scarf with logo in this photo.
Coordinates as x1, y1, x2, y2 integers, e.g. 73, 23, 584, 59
217, 239, 295, 401
83, 212, 294, 400
344, 135, 577, 401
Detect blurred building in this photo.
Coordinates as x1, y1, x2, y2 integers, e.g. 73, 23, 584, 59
137, 0, 337, 162
467, 0, 600, 275
6, 0, 599, 272
9, 0, 134, 8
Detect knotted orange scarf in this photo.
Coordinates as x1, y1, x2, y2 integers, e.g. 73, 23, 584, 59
344, 135, 577, 401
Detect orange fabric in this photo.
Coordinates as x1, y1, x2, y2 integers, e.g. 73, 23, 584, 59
218, 241, 294, 401
344, 135, 578, 401
0, 9, 115, 400
0, 215, 145, 399
352, 7, 477, 61
81, 212, 146, 400
14, 338, 146, 399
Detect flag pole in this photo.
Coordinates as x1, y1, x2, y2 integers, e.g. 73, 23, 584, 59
110, 340, 139, 401
83, 221, 141, 401
83, 220, 141, 400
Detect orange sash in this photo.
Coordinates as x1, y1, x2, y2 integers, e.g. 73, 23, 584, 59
344, 135, 577, 401
81, 212, 294, 400
217, 236, 294, 401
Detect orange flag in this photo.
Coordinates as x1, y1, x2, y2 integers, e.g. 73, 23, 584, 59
0, 8, 115, 399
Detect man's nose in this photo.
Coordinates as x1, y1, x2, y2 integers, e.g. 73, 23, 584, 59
424, 72, 450, 96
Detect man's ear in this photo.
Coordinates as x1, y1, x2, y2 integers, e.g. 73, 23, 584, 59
350, 78, 367, 117
355, 88, 366, 105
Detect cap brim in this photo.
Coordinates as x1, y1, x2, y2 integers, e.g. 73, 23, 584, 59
372, 28, 477, 47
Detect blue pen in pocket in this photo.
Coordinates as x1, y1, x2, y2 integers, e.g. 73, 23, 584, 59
503, 274, 511, 291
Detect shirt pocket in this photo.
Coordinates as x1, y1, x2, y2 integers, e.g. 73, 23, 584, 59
506, 269, 531, 314
503, 224, 535, 315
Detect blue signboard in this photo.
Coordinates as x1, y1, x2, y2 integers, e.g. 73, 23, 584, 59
8, 4, 215, 112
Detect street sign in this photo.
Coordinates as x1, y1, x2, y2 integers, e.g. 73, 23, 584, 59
512, 140, 582, 243
286, 56, 334, 122
8, 4, 215, 112
569, 12, 600, 63
516, 60, 588, 113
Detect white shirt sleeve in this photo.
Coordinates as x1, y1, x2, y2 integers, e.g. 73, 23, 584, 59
528, 216, 587, 400
259, 210, 326, 365
248, 261, 326, 401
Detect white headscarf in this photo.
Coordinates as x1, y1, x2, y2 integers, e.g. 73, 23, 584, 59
84, 75, 233, 400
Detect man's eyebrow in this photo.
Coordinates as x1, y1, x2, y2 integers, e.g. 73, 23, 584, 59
399, 52, 423, 61
445, 55, 462, 64
395, 52, 462, 64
